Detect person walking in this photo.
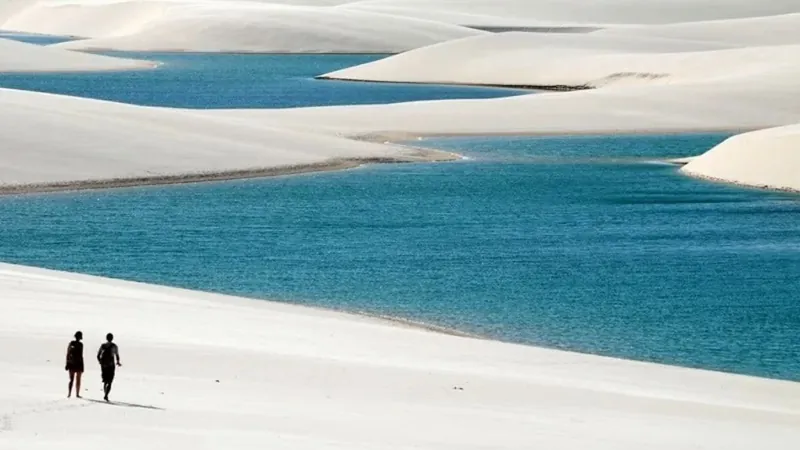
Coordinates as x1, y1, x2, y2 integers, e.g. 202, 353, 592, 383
66, 331, 84, 398
97, 333, 122, 402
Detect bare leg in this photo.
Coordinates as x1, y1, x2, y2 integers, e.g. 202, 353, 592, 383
68, 370, 75, 398
103, 382, 111, 401
75, 372, 82, 398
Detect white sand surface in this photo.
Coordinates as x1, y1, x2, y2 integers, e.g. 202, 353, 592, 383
54, 5, 482, 53
341, 0, 800, 26
321, 33, 800, 88
3, 1, 482, 53
0, 37, 152, 72
5, 1, 798, 53
0, 88, 420, 188
595, 13, 800, 46
1, 1, 173, 38
1, 262, 799, 449
321, 10, 800, 86
681, 123, 800, 191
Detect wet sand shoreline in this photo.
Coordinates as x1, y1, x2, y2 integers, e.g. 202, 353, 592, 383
0, 148, 460, 196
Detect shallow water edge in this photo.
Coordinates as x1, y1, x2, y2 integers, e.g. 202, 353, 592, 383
0, 148, 459, 196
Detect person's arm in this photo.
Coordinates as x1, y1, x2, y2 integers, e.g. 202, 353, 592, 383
115, 345, 122, 366
97, 345, 103, 363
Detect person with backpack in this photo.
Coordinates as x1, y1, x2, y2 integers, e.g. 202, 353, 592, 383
97, 333, 122, 402
66, 331, 84, 398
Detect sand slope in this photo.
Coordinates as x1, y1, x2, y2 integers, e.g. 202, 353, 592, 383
5, 0, 798, 53
322, 10, 800, 86
0, 37, 152, 72
681, 123, 800, 191
1, 1, 174, 38
342, 0, 800, 25
322, 33, 800, 88
1, 262, 799, 449
596, 13, 800, 46
4, 1, 482, 53
55, 5, 483, 53
0, 88, 414, 188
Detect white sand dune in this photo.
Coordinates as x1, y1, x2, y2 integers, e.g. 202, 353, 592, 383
596, 13, 800, 46
321, 33, 800, 88
338, 3, 565, 29
0, 88, 416, 188
1, 2, 798, 190
4, 1, 482, 53
0, 1, 174, 38
342, 0, 800, 26
55, 5, 483, 53
681, 123, 800, 191
321, 11, 800, 86
212, 59, 800, 138
308, 7, 800, 192
1, 262, 799, 449
0, 37, 152, 72
5, 0, 798, 54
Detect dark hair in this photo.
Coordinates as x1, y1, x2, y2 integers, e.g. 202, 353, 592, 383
106, 333, 114, 342
74, 331, 83, 340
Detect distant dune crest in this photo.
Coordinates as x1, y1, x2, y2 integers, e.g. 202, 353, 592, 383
2, 0, 799, 52
2, 1, 483, 53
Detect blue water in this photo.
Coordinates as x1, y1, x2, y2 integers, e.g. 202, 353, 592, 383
0, 51, 524, 108
1, 134, 799, 380
0, 31, 74, 45
0, 44, 797, 380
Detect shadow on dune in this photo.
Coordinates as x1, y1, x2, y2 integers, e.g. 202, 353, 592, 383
83, 398, 164, 411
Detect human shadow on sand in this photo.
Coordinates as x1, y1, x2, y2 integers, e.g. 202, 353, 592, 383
83, 398, 164, 411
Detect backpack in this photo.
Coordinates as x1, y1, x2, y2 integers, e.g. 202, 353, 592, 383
98, 343, 115, 366
67, 341, 79, 363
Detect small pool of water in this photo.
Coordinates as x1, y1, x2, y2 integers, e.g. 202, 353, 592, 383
0, 31, 75, 45
0, 50, 526, 108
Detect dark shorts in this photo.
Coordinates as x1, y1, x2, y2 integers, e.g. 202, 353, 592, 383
101, 365, 116, 383
66, 361, 84, 373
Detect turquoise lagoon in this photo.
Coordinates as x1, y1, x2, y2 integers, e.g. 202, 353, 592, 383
0, 46, 797, 381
